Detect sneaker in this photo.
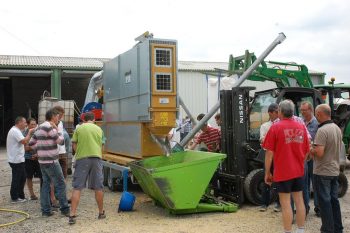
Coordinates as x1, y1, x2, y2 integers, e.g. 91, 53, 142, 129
61, 211, 70, 217
273, 204, 281, 212
68, 215, 77, 225
259, 205, 267, 212
314, 207, 321, 217
98, 210, 106, 219
51, 203, 60, 209
30, 196, 38, 200
11, 198, 27, 203
42, 212, 54, 217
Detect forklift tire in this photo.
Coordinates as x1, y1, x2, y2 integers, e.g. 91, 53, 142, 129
338, 172, 348, 198
244, 169, 277, 205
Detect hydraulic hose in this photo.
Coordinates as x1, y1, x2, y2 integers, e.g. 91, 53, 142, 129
0, 208, 30, 227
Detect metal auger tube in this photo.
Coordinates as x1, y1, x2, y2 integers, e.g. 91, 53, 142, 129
179, 96, 197, 126
179, 32, 286, 148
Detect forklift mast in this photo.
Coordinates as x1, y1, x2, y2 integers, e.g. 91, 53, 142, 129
221, 86, 256, 176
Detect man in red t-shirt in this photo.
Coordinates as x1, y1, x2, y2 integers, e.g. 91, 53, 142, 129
188, 113, 221, 152
263, 100, 310, 233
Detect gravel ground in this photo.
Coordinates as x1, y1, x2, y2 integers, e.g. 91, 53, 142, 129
1, 147, 349, 233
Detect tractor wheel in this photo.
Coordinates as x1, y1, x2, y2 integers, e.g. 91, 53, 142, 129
244, 169, 277, 205
338, 172, 348, 198
106, 171, 118, 191
103, 167, 109, 186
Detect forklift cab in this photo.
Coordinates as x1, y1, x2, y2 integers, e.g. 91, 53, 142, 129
213, 86, 323, 205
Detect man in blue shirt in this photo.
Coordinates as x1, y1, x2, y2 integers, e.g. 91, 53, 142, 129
300, 101, 319, 216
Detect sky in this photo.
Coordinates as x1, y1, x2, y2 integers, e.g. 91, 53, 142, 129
0, 0, 349, 83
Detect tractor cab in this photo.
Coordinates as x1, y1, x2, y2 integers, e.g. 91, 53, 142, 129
249, 87, 323, 147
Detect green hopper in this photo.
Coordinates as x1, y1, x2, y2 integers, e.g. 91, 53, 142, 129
129, 151, 238, 214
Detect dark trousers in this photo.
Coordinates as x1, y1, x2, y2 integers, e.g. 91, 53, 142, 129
9, 162, 26, 200
314, 175, 343, 233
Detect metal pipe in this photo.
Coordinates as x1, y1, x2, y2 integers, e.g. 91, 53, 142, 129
179, 96, 197, 125
179, 32, 286, 147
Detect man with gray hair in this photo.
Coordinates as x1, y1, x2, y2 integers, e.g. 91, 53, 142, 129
310, 104, 343, 233
263, 100, 310, 233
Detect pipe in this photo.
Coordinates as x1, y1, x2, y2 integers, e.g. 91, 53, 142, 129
179, 32, 286, 147
179, 96, 197, 125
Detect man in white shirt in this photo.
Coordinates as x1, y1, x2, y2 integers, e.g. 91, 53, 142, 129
7, 116, 34, 203
259, 103, 280, 212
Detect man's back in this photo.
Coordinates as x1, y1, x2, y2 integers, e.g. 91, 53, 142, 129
314, 122, 342, 176
72, 123, 103, 160
263, 118, 309, 182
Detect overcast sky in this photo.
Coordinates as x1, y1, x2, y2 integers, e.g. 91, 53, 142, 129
0, 0, 349, 83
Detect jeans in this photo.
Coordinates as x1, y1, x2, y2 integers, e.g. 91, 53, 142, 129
307, 160, 319, 209
302, 162, 309, 212
9, 162, 26, 200
40, 161, 69, 214
314, 175, 343, 233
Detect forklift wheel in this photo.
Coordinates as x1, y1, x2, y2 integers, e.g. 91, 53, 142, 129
338, 172, 348, 198
244, 169, 277, 205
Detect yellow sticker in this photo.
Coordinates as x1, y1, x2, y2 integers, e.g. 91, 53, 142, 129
277, 70, 283, 75
159, 112, 168, 126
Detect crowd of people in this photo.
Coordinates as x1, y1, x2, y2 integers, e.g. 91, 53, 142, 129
6, 107, 105, 225
5, 100, 346, 231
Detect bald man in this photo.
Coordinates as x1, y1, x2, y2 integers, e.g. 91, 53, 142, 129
310, 104, 343, 233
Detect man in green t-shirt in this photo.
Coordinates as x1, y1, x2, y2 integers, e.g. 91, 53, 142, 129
69, 112, 105, 225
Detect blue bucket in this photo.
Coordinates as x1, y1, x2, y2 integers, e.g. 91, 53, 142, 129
119, 191, 136, 212
118, 169, 136, 212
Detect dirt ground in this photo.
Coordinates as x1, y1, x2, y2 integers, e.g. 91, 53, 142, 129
0, 147, 349, 233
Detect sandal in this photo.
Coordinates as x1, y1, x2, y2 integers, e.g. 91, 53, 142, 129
68, 215, 77, 225
98, 210, 106, 219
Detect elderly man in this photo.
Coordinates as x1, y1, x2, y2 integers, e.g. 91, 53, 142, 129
310, 104, 343, 233
263, 100, 310, 233
300, 101, 319, 216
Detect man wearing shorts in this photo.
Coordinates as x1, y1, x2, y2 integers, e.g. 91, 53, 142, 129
263, 100, 310, 233
69, 112, 104, 225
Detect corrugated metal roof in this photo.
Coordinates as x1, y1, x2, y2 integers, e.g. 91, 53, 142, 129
0, 55, 324, 75
0, 55, 108, 69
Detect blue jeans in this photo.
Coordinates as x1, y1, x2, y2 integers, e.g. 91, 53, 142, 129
314, 175, 343, 233
303, 162, 309, 212
307, 160, 319, 210
40, 161, 69, 214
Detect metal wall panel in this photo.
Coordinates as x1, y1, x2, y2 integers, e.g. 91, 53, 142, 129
103, 40, 152, 122
106, 124, 142, 158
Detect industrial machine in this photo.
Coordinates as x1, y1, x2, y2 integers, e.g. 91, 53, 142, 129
83, 32, 178, 190
314, 80, 350, 156
209, 54, 349, 205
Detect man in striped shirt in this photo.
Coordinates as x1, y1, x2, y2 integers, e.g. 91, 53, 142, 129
29, 108, 70, 217
189, 113, 221, 152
